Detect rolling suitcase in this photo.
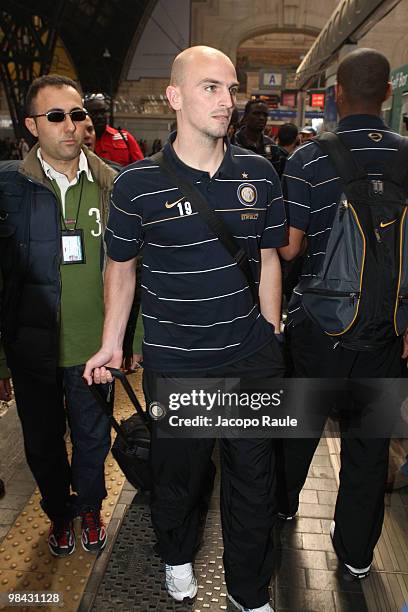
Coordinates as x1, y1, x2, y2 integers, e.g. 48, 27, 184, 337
88, 367, 151, 491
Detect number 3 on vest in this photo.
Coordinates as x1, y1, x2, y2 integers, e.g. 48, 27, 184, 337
89, 208, 102, 236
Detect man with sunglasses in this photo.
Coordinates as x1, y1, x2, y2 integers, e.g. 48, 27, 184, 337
0, 74, 118, 557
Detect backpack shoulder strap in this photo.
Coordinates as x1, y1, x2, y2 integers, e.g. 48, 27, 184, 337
314, 131, 365, 184
385, 137, 408, 187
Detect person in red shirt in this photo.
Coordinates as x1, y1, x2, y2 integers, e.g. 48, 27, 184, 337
84, 94, 144, 166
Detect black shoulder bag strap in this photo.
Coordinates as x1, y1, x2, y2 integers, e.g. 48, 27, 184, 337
150, 150, 259, 305
314, 131, 365, 186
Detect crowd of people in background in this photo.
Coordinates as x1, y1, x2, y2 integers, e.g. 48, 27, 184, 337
0, 96, 318, 166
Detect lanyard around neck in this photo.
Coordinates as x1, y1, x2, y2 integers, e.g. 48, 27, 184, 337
51, 171, 85, 232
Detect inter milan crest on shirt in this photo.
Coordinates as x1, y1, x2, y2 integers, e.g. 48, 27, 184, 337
237, 183, 257, 207
368, 132, 383, 143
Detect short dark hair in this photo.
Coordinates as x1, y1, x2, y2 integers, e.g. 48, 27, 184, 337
244, 99, 268, 115
25, 74, 83, 116
337, 48, 390, 107
277, 123, 298, 146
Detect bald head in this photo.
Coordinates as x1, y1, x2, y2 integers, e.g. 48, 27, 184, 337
166, 45, 238, 142
170, 46, 235, 86
337, 48, 390, 110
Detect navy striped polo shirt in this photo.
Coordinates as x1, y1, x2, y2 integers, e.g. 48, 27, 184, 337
282, 114, 408, 326
105, 134, 287, 372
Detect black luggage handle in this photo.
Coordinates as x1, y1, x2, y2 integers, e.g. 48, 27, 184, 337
106, 367, 149, 426
86, 368, 150, 450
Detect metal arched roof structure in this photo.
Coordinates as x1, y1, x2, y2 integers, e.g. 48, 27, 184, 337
295, 0, 403, 88
2, 0, 157, 91
1, 0, 156, 135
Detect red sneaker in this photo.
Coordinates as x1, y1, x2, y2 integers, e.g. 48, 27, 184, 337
48, 520, 75, 556
81, 509, 107, 554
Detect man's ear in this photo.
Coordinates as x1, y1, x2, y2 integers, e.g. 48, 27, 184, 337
384, 81, 392, 102
25, 117, 38, 139
335, 82, 347, 109
334, 83, 341, 103
166, 85, 182, 112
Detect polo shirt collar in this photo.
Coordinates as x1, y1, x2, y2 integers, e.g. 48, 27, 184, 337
163, 131, 236, 180
337, 114, 389, 131
37, 148, 94, 183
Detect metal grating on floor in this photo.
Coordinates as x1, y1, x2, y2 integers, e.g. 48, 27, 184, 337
91, 493, 236, 612
90, 436, 408, 612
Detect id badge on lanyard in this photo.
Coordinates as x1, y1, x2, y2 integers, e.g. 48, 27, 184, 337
61, 229, 86, 265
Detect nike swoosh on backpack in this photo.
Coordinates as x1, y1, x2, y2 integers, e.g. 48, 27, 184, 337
380, 219, 397, 228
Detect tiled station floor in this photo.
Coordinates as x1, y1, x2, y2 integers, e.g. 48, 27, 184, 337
0, 372, 407, 612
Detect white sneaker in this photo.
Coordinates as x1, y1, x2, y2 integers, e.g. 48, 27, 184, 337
227, 593, 275, 611
165, 562, 198, 601
330, 521, 371, 579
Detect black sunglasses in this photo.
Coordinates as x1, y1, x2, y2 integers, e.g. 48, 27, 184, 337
30, 109, 88, 123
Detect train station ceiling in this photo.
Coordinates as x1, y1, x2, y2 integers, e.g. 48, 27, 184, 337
1, 0, 157, 94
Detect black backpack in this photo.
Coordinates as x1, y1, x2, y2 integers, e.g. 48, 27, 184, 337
297, 131, 408, 351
